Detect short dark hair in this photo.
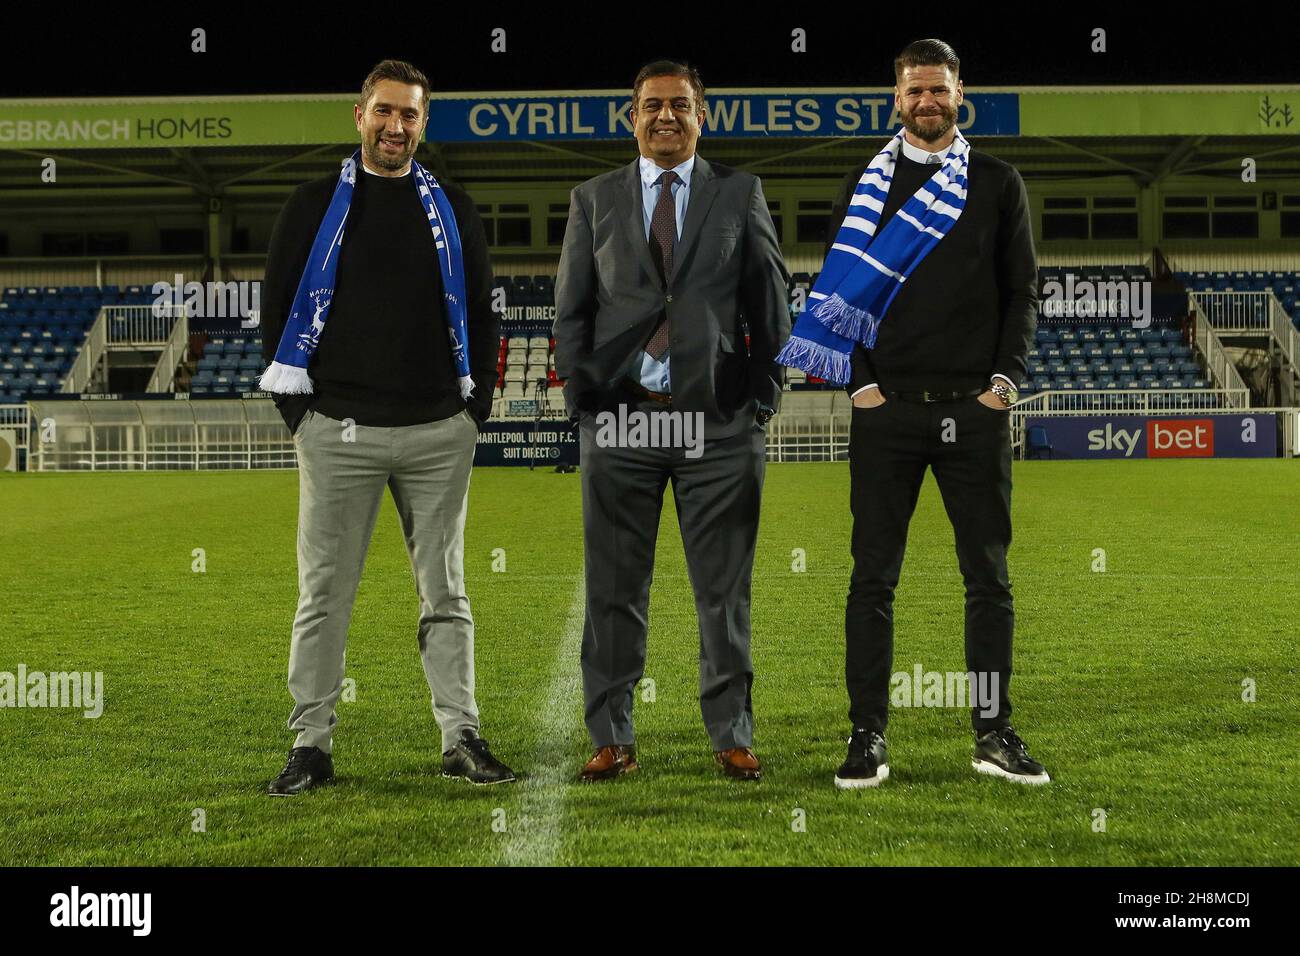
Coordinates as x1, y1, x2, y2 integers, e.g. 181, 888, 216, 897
893, 39, 960, 83
632, 59, 705, 110
359, 59, 430, 117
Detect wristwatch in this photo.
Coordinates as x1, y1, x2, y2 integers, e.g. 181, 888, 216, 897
989, 379, 1018, 407
755, 403, 775, 427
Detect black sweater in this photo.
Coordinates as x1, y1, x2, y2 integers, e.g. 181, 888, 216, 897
260, 166, 499, 432
824, 147, 1038, 394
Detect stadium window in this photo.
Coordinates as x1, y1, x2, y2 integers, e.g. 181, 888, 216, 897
87, 232, 129, 255
1163, 212, 1210, 239
1281, 212, 1300, 238
482, 202, 531, 248
1042, 213, 1089, 240
1162, 196, 1210, 239
1092, 197, 1136, 210
42, 233, 86, 256
1041, 197, 1089, 240
496, 219, 531, 247
1091, 213, 1138, 239
767, 200, 783, 243
160, 228, 204, 254
1208, 196, 1258, 238
231, 227, 251, 253
476, 205, 496, 246
0, 233, 8, 256
796, 199, 831, 243
546, 202, 568, 247
1211, 212, 1258, 238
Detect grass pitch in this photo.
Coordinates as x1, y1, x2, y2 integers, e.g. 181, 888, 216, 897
1, 458, 1296, 866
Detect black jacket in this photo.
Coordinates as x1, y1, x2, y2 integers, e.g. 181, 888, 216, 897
823, 147, 1037, 394
259, 170, 499, 433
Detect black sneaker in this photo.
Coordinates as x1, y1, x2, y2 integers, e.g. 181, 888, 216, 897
972, 726, 1050, 785
834, 728, 889, 789
442, 728, 517, 785
267, 745, 335, 796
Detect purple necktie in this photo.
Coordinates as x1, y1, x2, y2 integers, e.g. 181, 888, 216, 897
644, 169, 679, 361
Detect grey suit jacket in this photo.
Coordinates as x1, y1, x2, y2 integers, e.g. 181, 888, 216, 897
553, 155, 791, 440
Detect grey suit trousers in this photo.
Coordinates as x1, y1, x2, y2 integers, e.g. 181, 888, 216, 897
286, 407, 481, 754
579, 393, 767, 751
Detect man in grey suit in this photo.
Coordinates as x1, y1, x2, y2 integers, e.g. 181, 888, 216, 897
553, 59, 791, 782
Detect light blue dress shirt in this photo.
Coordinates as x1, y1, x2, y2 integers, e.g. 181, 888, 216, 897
634, 154, 695, 392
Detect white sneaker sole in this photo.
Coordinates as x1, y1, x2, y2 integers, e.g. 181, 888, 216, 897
834, 764, 889, 789
442, 771, 517, 786
972, 758, 1050, 785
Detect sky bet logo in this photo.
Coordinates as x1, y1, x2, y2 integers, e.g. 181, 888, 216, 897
1087, 419, 1215, 458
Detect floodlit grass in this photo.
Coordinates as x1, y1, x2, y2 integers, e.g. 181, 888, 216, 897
1, 459, 1296, 865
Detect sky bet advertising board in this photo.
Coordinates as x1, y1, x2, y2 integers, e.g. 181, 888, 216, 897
1024, 414, 1277, 459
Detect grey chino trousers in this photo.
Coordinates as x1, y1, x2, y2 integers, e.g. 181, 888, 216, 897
285, 406, 481, 754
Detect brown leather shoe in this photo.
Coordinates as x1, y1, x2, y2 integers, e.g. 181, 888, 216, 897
715, 747, 762, 781
580, 744, 638, 782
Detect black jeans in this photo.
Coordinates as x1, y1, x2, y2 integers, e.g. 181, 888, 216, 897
845, 394, 1015, 734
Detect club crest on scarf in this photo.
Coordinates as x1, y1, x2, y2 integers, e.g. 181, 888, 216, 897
776, 128, 971, 385
259, 150, 476, 401
296, 289, 332, 351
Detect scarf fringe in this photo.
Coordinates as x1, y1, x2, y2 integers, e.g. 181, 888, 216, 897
458, 375, 475, 402
812, 292, 878, 343
258, 361, 314, 395
775, 335, 853, 385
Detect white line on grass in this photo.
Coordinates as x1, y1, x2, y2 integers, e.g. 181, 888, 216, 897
499, 577, 586, 867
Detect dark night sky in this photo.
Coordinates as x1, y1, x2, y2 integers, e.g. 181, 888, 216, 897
5, 4, 1297, 98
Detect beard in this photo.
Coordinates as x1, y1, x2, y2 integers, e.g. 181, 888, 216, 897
362, 134, 416, 171
901, 104, 957, 143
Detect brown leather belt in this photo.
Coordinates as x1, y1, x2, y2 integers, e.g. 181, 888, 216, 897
623, 379, 672, 404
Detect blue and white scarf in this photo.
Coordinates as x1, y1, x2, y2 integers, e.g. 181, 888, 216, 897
259, 149, 474, 400
776, 128, 970, 384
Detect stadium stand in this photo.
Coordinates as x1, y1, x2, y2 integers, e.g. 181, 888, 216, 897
1175, 270, 1300, 331
6, 266, 1292, 408
0, 284, 154, 401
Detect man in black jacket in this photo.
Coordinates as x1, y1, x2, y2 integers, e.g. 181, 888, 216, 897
829, 40, 1049, 789
259, 60, 514, 795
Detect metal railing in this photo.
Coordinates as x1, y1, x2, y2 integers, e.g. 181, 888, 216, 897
1191, 300, 1251, 404
27, 398, 295, 471
61, 308, 107, 394
1268, 295, 1300, 378
0, 403, 30, 470
1191, 291, 1273, 332
15, 393, 1296, 471
102, 304, 181, 347
1011, 388, 1249, 414
146, 308, 191, 393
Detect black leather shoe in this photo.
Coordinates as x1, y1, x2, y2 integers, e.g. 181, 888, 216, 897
442, 728, 517, 785
268, 746, 335, 796
834, 728, 889, 789
973, 726, 1050, 785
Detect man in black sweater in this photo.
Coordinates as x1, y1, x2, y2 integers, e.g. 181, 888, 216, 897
830, 40, 1049, 789
260, 60, 514, 795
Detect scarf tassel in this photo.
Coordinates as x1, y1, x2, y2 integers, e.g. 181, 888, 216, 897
458, 375, 475, 402
258, 360, 314, 395
812, 292, 884, 347
775, 335, 853, 385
